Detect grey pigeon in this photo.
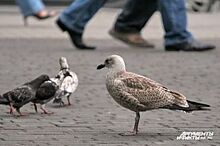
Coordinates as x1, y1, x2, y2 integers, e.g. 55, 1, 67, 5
32, 77, 60, 114
53, 57, 78, 106
0, 74, 49, 116
97, 55, 210, 135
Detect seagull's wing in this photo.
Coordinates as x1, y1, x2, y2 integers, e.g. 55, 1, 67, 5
110, 78, 147, 111
123, 72, 168, 90
117, 73, 188, 109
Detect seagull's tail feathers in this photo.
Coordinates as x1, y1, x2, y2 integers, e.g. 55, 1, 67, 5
185, 100, 210, 112
0, 94, 9, 105
162, 100, 210, 113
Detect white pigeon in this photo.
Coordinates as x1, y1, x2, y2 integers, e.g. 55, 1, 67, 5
53, 57, 78, 106
97, 55, 210, 135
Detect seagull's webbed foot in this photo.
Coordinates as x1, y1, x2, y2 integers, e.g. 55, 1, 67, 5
119, 130, 138, 136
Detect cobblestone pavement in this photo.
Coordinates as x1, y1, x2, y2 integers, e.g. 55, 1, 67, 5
0, 6, 220, 146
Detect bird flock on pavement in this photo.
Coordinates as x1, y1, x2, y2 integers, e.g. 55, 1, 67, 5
0, 57, 78, 116
0, 54, 210, 135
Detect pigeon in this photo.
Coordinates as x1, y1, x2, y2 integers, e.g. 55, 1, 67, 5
31, 77, 60, 114
53, 57, 78, 106
97, 55, 210, 135
0, 74, 50, 116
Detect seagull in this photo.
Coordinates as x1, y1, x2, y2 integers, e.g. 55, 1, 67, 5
0, 74, 50, 116
53, 57, 78, 106
31, 76, 60, 114
97, 55, 210, 135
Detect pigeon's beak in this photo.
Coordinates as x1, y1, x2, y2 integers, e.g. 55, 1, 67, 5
97, 64, 105, 70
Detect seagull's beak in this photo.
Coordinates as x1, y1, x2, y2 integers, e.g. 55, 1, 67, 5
97, 64, 105, 70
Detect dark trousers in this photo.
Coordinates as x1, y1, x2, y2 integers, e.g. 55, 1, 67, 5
114, 0, 193, 46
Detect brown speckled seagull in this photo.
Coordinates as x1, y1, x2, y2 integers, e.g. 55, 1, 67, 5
97, 55, 210, 135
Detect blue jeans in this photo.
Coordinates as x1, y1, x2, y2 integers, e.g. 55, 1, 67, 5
59, 0, 107, 34
114, 0, 194, 46
16, 0, 45, 17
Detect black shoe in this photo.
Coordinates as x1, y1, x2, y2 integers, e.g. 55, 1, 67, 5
165, 41, 215, 52
56, 19, 96, 50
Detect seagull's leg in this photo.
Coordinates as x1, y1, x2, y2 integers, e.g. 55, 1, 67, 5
34, 103, 38, 113
40, 104, 54, 114
133, 112, 140, 134
120, 112, 140, 136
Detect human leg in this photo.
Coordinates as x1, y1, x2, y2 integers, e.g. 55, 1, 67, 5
109, 0, 157, 48
57, 0, 107, 49
16, 0, 45, 17
158, 0, 193, 46
59, 0, 107, 34
16, 0, 56, 25
159, 0, 215, 51
114, 0, 157, 33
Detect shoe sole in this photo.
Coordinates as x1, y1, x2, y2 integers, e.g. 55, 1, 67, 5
165, 47, 215, 52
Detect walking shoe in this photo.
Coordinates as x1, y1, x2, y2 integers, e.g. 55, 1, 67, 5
109, 28, 154, 48
56, 19, 96, 50
165, 41, 215, 51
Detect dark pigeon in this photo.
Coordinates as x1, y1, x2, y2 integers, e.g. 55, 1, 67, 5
0, 74, 50, 116
32, 77, 59, 114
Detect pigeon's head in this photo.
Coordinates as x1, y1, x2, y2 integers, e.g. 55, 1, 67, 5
59, 57, 69, 70
97, 55, 126, 72
28, 74, 50, 88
